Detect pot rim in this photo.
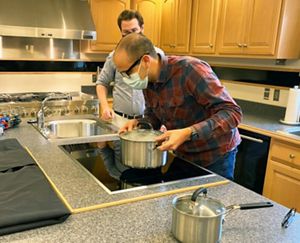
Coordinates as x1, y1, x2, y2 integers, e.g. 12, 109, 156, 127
119, 129, 163, 142
172, 194, 226, 218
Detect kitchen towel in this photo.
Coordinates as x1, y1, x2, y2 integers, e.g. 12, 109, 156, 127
0, 138, 70, 236
283, 86, 300, 124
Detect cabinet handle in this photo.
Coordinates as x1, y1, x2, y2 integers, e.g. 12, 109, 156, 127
237, 43, 243, 47
243, 43, 248, 47
289, 154, 295, 159
169, 44, 176, 48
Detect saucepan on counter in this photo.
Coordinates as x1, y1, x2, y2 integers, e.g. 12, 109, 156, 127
119, 121, 167, 169
171, 187, 273, 243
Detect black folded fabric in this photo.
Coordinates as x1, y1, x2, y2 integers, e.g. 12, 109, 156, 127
0, 139, 71, 236
0, 138, 23, 151
0, 166, 70, 236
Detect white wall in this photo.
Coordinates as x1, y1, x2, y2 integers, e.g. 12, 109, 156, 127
0, 72, 94, 93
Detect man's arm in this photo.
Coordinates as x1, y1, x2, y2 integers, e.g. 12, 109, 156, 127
96, 52, 116, 120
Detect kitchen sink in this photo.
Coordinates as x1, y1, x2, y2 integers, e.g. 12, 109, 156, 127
32, 117, 119, 144
277, 128, 300, 139
45, 119, 102, 138
289, 130, 300, 136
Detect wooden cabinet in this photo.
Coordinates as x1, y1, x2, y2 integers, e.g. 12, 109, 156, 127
263, 138, 300, 212
160, 0, 192, 54
83, 0, 161, 53
131, 0, 162, 46
190, 0, 221, 54
217, 0, 300, 58
88, 0, 130, 52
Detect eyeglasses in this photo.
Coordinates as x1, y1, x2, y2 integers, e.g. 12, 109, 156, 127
281, 208, 296, 228
119, 53, 149, 78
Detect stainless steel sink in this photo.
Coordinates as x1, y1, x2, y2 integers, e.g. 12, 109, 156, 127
277, 128, 300, 139
32, 117, 119, 144
289, 130, 300, 136
45, 119, 102, 138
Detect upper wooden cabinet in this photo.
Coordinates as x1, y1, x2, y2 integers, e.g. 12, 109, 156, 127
217, 0, 300, 58
84, 0, 161, 53
131, 0, 162, 46
88, 0, 130, 52
160, 0, 192, 54
190, 0, 221, 54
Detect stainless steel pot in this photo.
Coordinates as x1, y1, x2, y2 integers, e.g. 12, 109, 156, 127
119, 122, 167, 169
171, 187, 273, 243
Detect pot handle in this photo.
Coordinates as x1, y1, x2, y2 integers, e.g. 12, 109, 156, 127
137, 121, 153, 130
191, 187, 208, 202
238, 202, 273, 210
225, 201, 273, 216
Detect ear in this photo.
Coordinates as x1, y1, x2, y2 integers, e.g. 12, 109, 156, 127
142, 55, 151, 68
140, 24, 144, 33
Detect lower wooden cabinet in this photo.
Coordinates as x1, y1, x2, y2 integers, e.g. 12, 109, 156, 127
263, 138, 300, 212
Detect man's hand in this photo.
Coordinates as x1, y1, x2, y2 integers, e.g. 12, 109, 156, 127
101, 107, 114, 121
155, 127, 192, 151
118, 119, 138, 134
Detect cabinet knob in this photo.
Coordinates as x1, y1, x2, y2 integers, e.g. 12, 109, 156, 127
289, 154, 295, 159
169, 44, 176, 48
237, 43, 243, 47
209, 44, 213, 48
243, 43, 248, 47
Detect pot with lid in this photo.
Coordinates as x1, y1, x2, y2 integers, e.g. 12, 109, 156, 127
171, 187, 273, 243
119, 121, 167, 169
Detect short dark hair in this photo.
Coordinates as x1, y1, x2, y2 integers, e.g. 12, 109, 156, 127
117, 10, 144, 30
115, 33, 157, 61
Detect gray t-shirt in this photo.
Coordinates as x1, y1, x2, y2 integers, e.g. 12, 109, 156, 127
96, 47, 164, 116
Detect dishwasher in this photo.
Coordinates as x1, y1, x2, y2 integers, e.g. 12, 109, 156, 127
234, 128, 271, 194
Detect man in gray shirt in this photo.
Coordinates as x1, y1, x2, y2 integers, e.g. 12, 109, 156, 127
96, 10, 163, 127
95, 10, 164, 179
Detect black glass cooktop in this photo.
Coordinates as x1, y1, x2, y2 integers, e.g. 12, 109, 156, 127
61, 143, 212, 193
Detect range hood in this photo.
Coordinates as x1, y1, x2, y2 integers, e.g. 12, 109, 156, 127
0, 0, 96, 40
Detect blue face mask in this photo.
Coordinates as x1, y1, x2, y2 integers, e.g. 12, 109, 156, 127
123, 63, 149, 90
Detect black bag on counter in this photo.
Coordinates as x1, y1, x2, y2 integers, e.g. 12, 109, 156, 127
0, 138, 71, 236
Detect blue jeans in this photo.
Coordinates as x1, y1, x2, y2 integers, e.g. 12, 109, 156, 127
206, 147, 238, 180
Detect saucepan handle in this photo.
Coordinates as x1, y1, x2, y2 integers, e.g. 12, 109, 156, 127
137, 121, 153, 130
238, 202, 273, 210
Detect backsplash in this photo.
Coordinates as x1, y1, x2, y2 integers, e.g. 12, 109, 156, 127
0, 73, 94, 93
222, 80, 288, 107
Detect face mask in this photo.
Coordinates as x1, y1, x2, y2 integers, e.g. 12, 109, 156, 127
123, 63, 149, 90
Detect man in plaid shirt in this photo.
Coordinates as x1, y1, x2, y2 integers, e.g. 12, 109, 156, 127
114, 33, 242, 180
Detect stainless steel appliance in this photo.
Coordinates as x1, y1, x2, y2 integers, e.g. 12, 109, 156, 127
0, 92, 99, 119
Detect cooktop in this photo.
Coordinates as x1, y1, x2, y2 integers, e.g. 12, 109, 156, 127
61, 143, 213, 194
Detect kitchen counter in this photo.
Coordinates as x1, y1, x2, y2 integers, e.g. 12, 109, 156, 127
1, 182, 299, 243
0, 102, 300, 242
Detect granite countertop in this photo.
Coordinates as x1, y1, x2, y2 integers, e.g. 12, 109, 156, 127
1, 182, 299, 242
0, 102, 300, 242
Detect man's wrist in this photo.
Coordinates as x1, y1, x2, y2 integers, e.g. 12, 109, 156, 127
189, 126, 198, 141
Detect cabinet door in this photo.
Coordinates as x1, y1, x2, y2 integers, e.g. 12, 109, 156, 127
190, 0, 221, 54
160, 0, 192, 53
131, 0, 161, 46
263, 160, 300, 212
217, 0, 247, 54
243, 0, 282, 55
90, 0, 130, 52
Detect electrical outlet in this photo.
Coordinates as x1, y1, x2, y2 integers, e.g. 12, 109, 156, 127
263, 88, 270, 100
92, 74, 97, 82
273, 89, 280, 101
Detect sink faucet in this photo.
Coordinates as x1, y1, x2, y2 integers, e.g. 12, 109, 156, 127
37, 94, 71, 129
